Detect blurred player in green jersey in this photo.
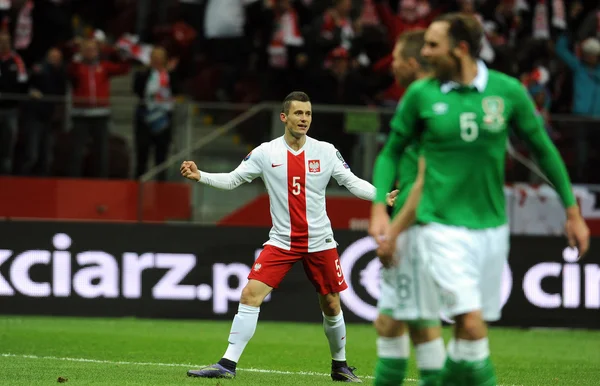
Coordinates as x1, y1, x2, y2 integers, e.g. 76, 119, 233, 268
370, 13, 590, 386
371, 30, 445, 386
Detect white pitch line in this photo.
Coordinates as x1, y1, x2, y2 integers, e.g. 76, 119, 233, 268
0, 353, 382, 381
0, 353, 524, 385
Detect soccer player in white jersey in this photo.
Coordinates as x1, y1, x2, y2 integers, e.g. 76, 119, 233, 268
182, 91, 398, 382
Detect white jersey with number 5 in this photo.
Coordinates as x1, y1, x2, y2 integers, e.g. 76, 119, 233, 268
199, 136, 376, 252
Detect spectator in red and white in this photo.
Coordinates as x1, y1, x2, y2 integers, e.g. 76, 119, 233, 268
261, 0, 308, 100
369, 0, 439, 105
0, 31, 27, 175
66, 30, 121, 63
308, 0, 358, 66
373, 0, 436, 45
67, 38, 130, 179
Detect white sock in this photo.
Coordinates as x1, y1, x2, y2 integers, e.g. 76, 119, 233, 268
415, 338, 446, 370
447, 338, 460, 362
323, 312, 346, 361
376, 335, 410, 359
456, 338, 490, 362
222, 304, 260, 363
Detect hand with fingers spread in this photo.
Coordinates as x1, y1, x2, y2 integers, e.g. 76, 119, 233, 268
180, 160, 200, 182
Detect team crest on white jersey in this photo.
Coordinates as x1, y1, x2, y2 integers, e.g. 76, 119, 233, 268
308, 160, 321, 173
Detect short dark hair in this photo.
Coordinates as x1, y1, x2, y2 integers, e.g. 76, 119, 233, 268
396, 30, 429, 70
435, 13, 483, 58
282, 91, 310, 114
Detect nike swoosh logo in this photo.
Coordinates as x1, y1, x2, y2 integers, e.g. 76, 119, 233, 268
272, 163, 283, 168
338, 280, 344, 285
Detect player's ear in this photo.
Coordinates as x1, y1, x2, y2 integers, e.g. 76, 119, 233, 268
455, 40, 469, 58
280, 112, 287, 123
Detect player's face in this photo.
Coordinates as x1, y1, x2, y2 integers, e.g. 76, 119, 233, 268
392, 41, 416, 87
422, 21, 461, 83
281, 101, 312, 138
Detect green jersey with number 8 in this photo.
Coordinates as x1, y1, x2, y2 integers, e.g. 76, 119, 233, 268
373, 62, 575, 229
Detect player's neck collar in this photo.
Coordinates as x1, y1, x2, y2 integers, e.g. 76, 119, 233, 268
282, 134, 308, 154
440, 60, 488, 94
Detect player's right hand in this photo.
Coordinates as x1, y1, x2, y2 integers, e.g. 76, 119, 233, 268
369, 203, 390, 245
180, 160, 200, 181
376, 234, 396, 268
565, 207, 590, 259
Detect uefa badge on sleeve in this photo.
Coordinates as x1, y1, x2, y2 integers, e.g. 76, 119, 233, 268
243, 152, 252, 162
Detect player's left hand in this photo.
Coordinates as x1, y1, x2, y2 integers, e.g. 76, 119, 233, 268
386, 189, 399, 207
565, 208, 590, 259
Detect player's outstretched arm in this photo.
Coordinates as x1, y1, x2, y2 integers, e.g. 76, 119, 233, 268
330, 148, 397, 205
180, 147, 264, 190
511, 80, 590, 257
180, 160, 246, 190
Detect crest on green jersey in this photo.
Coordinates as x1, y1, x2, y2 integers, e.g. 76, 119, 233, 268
482, 96, 506, 132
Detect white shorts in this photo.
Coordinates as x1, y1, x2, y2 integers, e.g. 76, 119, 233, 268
377, 226, 441, 321
416, 223, 510, 322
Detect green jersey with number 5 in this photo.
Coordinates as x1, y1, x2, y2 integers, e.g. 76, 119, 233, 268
373, 62, 576, 229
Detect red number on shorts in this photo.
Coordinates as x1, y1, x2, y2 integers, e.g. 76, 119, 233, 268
334, 258, 343, 277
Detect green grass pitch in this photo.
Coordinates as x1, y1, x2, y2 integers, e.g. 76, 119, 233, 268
0, 316, 599, 385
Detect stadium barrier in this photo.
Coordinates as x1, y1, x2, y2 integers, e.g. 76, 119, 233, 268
0, 221, 597, 329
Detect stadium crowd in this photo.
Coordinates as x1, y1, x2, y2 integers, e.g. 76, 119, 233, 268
0, 0, 598, 180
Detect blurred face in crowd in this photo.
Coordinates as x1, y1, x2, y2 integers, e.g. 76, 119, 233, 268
82, 39, 99, 62
400, 0, 418, 22
422, 21, 462, 83
392, 41, 417, 87
0, 33, 11, 55
335, 0, 352, 17
150, 47, 167, 69
459, 0, 475, 14
47, 48, 63, 68
275, 0, 291, 11
281, 100, 312, 139
331, 56, 349, 78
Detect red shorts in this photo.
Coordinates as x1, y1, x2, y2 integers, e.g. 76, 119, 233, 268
247, 245, 348, 295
